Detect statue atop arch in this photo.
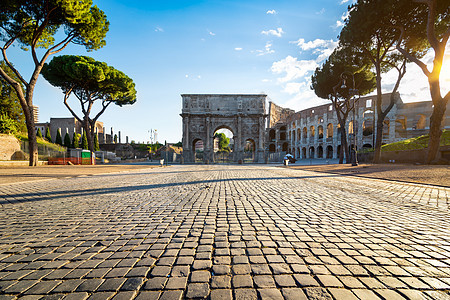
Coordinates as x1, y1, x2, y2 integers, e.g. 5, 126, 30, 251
180, 94, 267, 163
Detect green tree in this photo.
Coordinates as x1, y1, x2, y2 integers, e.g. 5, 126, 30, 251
36, 128, 43, 139
339, 0, 421, 163
0, 1, 109, 166
311, 46, 376, 164
0, 62, 25, 132
55, 129, 62, 146
42, 55, 136, 155
94, 134, 100, 151
0, 114, 18, 134
64, 132, 71, 148
72, 132, 80, 148
393, 0, 449, 163
81, 131, 88, 150
214, 132, 230, 152
45, 127, 52, 142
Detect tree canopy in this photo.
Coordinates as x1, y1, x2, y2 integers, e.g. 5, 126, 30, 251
215, 132, 230, 152
0, 0, 109, 166
392, 0, 449, 163
0, 61, 25, 132
42, 55, 136, 153
311, 46, 376, 163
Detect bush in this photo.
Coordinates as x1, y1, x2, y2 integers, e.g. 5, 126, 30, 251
37, 128, 43, 139
0, 114, 18, 134
64, 133, 71, 148
55, 129, 63, 145
45, 127, 52, 142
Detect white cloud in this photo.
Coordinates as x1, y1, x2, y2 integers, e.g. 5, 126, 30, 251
155, 26, 164, 32
261, 28, 284, 38
334, 11, 349, 28
271, 56, 318, 83
256, 42, 275, 56
340, 0, 350, 4
316, 8, 325, 15
209, 31, 216, 36
290, 38, 338, 63
234, 47, 243, 51
268, 38, 340, 110
262, 79, 271, 83
284, 82, 305, 95
266, 10, 277, 15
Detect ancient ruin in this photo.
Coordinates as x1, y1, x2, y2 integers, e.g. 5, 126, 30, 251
180, 94, 267, 163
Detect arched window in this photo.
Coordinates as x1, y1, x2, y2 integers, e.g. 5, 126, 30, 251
327, 123, 333, 138
318, 125, 324, 139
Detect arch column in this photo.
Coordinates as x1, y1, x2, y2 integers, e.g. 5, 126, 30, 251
205, 116, 212, 163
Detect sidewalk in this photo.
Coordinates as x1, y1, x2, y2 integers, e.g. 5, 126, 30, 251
287, 160, 449, 187
0, 162, 162, 185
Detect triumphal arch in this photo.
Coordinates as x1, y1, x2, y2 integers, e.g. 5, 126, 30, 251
180, 94, 267, 163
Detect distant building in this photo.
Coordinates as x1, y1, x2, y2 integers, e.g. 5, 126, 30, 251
35, 117, 104, 142
267, 93, 450, 160
31, 105, 39, 123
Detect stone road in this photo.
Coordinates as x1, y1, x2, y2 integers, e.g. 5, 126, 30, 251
0, 165, 449, 300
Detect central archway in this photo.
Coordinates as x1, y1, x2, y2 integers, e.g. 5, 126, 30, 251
213, 127, 234, 163
181, 94, 267, 163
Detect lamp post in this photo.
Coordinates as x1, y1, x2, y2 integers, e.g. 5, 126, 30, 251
340, 72, 359, 166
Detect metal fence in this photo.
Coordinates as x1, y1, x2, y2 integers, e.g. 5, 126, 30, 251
21, 141, 67, 160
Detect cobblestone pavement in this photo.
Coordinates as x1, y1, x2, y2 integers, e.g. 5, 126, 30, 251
0, 165, 449, 300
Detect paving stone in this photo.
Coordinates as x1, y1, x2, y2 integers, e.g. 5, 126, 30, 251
374, 289, 407, 300
282, 288, 307, 300
328, 288, 359, 300
293, 274, 320, 287
210, 289, 232, 300
274, 274, 296, 287
304, 287, 333, 300
258, 288, 284, 299
143, 277, 167, 290
1, 165, 449, 300
186, 282, 210, 298
211, 275, 231, 288
234, 288, 258, 300
75, 278, 104, 292
190, 270, 211, 282
120, 277, 144, 291
159, 290, 183, 300
96, 278, 126, 292
232, 275, 253, 288
165, 277, 188, 289
212, 265, 230, 275
23, 280, 61, 295
316, 274, 344, 287
351, 289, 381, 300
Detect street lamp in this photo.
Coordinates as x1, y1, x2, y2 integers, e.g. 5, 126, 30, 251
340, 72, 359, 166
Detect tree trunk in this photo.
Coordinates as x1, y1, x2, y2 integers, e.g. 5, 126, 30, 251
426, 98, 447, 164
373, 63, 383, 164
83, 118, 95, 162
25, 112, 38, 166
426, 74, 448, 164
373, 118, 384, 163
341, 125, 350, 164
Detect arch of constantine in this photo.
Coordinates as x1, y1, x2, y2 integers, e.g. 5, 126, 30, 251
180, 94, 267, 163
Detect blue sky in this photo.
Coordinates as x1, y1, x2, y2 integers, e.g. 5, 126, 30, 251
7, 0, 450, 143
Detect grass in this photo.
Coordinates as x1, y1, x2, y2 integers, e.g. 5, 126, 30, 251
16, 133, 67, 151
381, 129, 450, 152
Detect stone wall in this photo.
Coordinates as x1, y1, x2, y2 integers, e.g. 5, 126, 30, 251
0, 134, 23, 160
